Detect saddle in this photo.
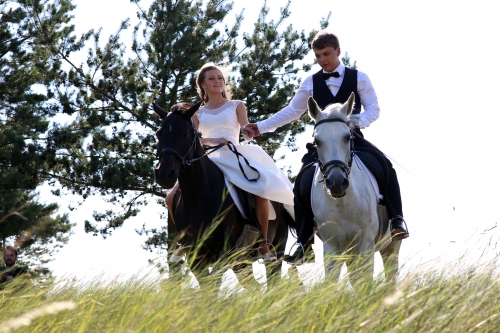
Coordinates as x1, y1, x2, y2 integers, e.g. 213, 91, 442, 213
295, 145, 391, 243
170, 183, 261, 232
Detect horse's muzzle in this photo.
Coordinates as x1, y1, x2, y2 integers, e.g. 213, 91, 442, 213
324, 171, 349, 198
155, 166, 178, 189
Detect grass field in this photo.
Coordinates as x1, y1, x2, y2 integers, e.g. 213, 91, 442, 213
1, 257, 500, 333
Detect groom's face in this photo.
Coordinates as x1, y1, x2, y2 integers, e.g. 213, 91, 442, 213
313, 46, 341, 73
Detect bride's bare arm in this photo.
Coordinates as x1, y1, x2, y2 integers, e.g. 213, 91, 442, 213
236, 101, 254, 141
192, 113, 200, 130
200, 137, 228, 146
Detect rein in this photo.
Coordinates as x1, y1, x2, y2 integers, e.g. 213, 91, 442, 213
227, 142, 260, 182
159, 120, 260, 181
313, 118, 355, 186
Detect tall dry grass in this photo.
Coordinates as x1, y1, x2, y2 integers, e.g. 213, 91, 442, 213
1, 257, 500, 333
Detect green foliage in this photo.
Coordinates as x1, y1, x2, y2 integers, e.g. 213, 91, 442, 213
231, 1, 316, 155
27, 0, 329, 239
342, 51, 357, 69
0, 0, 74, 273
1, 261, 500, 332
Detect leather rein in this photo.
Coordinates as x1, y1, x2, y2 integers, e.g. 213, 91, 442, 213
313, 117, 354, 181
158, 120, 260, 182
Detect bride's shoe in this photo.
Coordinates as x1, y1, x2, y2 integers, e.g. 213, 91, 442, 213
169, 244, 185, 263
258, 244, 277, 263
259, 251, 277, 262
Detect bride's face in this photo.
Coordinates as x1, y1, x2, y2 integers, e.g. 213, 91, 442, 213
202, 69, 225, 95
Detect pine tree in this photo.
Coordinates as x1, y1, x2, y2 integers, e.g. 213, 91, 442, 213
34, 0, 329, 240
0, 0, 74, 273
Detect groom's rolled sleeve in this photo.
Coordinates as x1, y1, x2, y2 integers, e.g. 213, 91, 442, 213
257, 77, 313, 134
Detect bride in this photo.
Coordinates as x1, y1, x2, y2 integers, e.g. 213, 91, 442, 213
166, 63, 294, 262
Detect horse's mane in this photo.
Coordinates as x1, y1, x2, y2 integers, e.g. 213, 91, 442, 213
322, 103, 349, 122
169, 102, 193, 115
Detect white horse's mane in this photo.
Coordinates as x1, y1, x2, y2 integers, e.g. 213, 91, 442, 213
319, 103, 349, 122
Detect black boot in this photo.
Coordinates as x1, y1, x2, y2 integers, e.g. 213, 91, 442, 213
391, 216, 409, 241
283, 243, 314, 264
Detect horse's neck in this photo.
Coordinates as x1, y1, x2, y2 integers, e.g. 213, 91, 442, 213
178, 144, 224, 205
349, 159, 377, 198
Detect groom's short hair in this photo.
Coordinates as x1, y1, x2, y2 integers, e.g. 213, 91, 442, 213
311, 30, 340, 50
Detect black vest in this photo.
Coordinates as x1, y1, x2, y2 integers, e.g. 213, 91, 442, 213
312, 67, 361, 114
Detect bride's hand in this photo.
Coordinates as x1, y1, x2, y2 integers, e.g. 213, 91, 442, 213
216, 138, 228, 146
241, 125, 254, 138
242, 123, 260, 137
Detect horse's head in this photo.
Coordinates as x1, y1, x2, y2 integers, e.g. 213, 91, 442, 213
153, 102, 201, 189
308, 93, 355, 198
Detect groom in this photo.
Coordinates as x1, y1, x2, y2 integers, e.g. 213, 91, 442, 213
242, 30, 409, 263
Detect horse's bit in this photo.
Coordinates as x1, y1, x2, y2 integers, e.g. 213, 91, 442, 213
313, 117, 354, 181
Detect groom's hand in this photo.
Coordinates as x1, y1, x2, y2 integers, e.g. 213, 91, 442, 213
243, 123, 261, 137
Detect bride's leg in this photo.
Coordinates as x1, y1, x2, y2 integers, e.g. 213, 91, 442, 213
165, 183, 179, 225
255, 196, 271, 255
166, 184, 183, 259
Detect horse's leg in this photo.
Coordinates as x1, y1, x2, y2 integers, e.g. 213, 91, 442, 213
265, 214, 283, 288
345, 252, 375, 292
233, 262, 259, 290
379, 239, 401, 290
341, 236, 376, 291
323, 242, 342, 285
188, 250, 219, 290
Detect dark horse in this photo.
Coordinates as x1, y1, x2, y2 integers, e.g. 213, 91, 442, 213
153, 102, 295, 288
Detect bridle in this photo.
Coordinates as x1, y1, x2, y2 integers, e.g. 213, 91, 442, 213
157, 118, 259, 181
157, 119, 223, 167
313, 117, 354, 184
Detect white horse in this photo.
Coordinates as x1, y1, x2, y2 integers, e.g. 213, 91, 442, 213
307, 93, 401, 286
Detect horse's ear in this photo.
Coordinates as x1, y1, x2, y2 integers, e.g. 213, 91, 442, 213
340, 92, 355, 117
184, 101, 202, 119
307, 97, 321, 121
152, 102, 168, 120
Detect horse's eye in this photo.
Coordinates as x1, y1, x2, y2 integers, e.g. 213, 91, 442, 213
314, 139, 321, 147
344, 135, 351, 143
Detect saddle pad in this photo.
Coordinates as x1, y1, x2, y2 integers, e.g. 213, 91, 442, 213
224, 179, 276, 221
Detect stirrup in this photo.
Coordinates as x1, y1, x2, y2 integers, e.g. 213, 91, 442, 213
390, 215, 409, 241
258, 243, 277, 263
285, 242, 305, 265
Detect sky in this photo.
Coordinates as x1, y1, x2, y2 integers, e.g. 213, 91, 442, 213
35, 0, 500, 282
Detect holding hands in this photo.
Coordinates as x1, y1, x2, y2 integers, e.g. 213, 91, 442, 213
241, 123, 261, 141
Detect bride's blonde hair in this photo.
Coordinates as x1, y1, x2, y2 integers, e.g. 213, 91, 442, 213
195, 63, 233, 103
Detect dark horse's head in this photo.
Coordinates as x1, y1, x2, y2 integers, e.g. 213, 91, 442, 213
153, 102, 201, 189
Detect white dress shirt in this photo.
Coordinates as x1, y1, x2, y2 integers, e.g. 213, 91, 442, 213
257, 63, 380, 133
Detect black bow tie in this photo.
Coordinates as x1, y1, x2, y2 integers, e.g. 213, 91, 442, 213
323, 71, 340, 80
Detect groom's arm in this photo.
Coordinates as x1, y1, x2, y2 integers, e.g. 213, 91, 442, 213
243, 76, 313, 137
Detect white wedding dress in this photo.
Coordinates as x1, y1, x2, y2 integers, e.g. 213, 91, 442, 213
196, 100, 294, 207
